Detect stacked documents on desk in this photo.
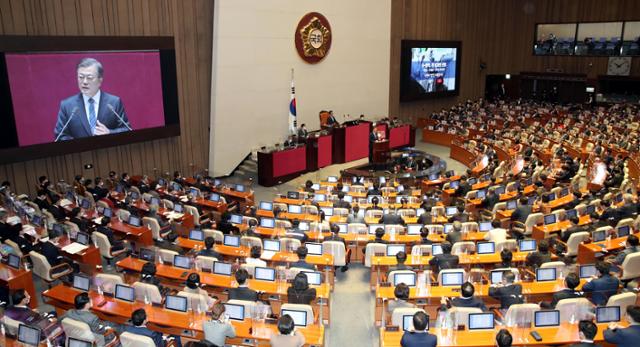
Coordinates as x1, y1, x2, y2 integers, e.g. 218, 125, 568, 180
163, 212, 184, 220
62, 242, 88, 254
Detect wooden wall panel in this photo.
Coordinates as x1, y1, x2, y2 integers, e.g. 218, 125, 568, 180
390, 0, 640, 120
0, 0, 213, 195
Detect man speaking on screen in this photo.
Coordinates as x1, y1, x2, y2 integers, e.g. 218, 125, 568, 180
54, 58, 132, 141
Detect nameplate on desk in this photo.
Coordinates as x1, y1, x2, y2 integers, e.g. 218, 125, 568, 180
385, 326, 399, 332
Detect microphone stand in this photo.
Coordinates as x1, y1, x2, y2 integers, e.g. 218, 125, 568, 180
107, 104, 133, 131
54, 107, 78, 142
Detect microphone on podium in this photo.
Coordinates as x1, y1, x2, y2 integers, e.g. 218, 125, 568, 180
55, 107, 79, 142
107, 104, 133, 131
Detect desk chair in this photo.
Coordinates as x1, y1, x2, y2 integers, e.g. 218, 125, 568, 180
203, 229, 224, 243
322, 240, 347, 267
281, 304, 315, 325
615, 218, 635, 230
83, 192, 96, 208
178, 291, 209, 312
451, 241, 475, 255
157, 249, 179, 264
64, 221, 80, 233
143, 217, 170, 241
242, 216, 258, 226
461, 222, 479, 233
425, 224, 444, 234
564, 231, 590, 257
61, 318, 117, 347
310, 222, 330, 233
333, 208, 349, 217
240, 236, 262, 249
95, 273, 124, 294
364, 243, 387, 268
523, 213, 544, 236
96, 200, 110, 210
275, 220, 292, 229
447, 307, 483, 328
607, 292, 637, 314
397, 209, 416, 218
303, 205, 319, 215
240, 263, 257, 277
551, 209, 566, 221
495, 239, 518, 253
431, 206, 445, 217
411, 245, 432, 256
502, 303, 539, 327
195, 256, 218, 271
184, 205, 210, 227
556, 298, 594, 322
365, 210, 384, 219
4, 239, 24, 258
24, 201, 40, 214
390, 307, 425, 327
539, 261, 566, 275
133, 282, 163, 305
1, 315, 20, 336
142, 193, 152, 203
279, 238, 301, 253
619, 252, 640, 281
29, 250, 73, 288
162, 199, 174, 210
117, 209, 131, 222
130, 186, 141, 195
120, 332, 155, 347
493, 268, 520, 281
347, 223, 367, 235
384, 224, 404, 235
41, 210, 56, 228
92, 232, 128, 268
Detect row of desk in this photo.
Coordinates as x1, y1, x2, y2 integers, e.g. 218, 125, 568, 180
258, 124, 414, 186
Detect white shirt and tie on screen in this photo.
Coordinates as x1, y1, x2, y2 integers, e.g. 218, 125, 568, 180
54, 58, 132, 141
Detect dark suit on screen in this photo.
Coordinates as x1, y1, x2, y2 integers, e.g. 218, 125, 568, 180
54, 92, 131, 141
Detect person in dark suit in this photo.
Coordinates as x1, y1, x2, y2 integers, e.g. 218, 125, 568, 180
198, 236, 221, 259
38, 233, 77, 274
217, 212, 239, 235
379, 211, 405, 225
614, 234, 640, 265
290, 246, 316, 270
369, 128, 378, 162
497, 249, 513, 268
54, 58, 131, 141
90, 177, 109, 201
420, 227, 433, 245
97, 217, 125, 252
70, 207, 91, 232
582, 261, 620, 306
285, 220, 308, 244
139, 262, 167, 294
488, 271, 523, 310
441, 282, 487, 311
445, 221, 463, 244
399, 311, 437, 347
388, 251, 412, 279
603, 305, 640, 347
454, 176, 471, 197
569, 320, 602, 347
287, 273, 317, 305
495, 329, 513, 347
333, 192, 352, 210
428, 242, 459, 273
228, 268, 258, 301
542, 272, 583, 309
511, 197, 533, 224
125, 308, 165, 347
325, 224, 346, 244
367, 185, 382, 197
62, 292, 121, 340
416, 207, 433, 225
481, 188, 500, 210
525, 239, 552, 268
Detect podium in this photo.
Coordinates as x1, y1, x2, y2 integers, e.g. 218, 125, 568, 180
372, 140, 390, 164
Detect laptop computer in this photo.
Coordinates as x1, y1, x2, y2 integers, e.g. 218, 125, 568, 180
534, 310, 560, 327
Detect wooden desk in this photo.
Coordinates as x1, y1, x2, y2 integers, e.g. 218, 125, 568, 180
42, 285, 325, 346
531, 215, 591, 240
193, 198, 228, 212
258, 146, 308, 187
0, 262, 37, 308
56, 235, 102, 273
422, 129, 455, 147
541, 194, 574, 214
108, 219, 154, 247
577, 233, 636, 264
379, 322, 623, 347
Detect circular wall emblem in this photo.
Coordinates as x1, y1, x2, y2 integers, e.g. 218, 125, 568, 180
295, 12, 332, 64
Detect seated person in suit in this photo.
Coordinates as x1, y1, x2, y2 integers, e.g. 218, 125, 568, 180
290, 246, 316, 270
525, 239, 552, 268
228, 269, 258, 301
560, 216, 589, 242
604, 305, 640, 347
6, 223, 34, 255
542, 272, 583, 309
369, 227, 387, 245
387, 283, 415, 314
481, 188, 500, 210
488, 271, 523, 310
445, 221, 463, 244
428, 242, 459, 273
379, 210, 405, 225
614, 234, 639, 265
497, 249, 514, 269
97, 217, 125, 252
217, 212, 239, 235
333, 192, 352, 210
62, 292, 120, 341
569, 320, 600, 347
4, 290, 64, 345
441, 282, 487, 311
203, 303, 236, 347
367, 185, 382, 197
285, 220, 308, 244
400, 311, 437, 347
70, 207, 91, 232
346, 206, 366, 224
198, 236, 221, 259
417, 206, 433, 225
448, 204, 470, 223
124, 308, 165, 347
366, 197, 383, 212
38, 231, 79, 275
287, 272, 317, 305
496, 329, 513, 347
420, 227, 433, 245
139, 262, 167, 294
245, 246, 267, 267
510, 197, 533, 225
303, 180, 315, 194
582, 261, 620, 306
325, 223, 346, 244
388, 251, 412, 279
454, 176, 471, 197
244, 219, 259, 237
184, 273, 216, 308
148, 204, 171, 231
269, 314, 305, 347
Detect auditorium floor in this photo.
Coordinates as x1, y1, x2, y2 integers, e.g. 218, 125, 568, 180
31, 131, 467, 346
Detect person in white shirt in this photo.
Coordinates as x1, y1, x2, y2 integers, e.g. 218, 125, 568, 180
484, 220, 508, 243
245, 246, 267, 267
